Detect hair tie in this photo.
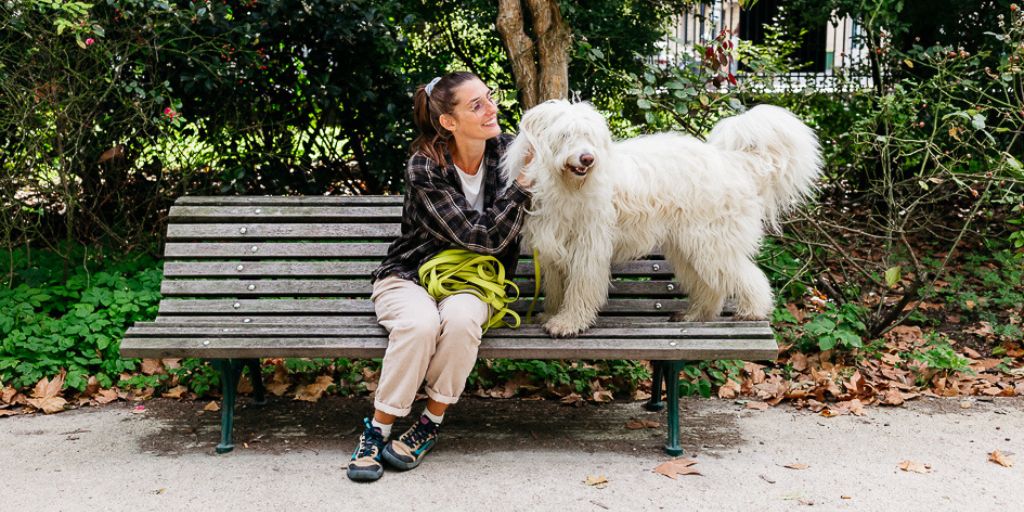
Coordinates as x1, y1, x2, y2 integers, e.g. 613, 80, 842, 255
425, 76, 442, 97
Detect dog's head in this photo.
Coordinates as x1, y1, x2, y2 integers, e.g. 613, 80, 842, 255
502, 100, 613, 189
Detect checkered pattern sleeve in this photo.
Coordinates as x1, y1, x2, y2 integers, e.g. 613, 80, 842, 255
406, 152, 531, 256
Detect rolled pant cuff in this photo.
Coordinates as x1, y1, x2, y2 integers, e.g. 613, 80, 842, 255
425, 387, 460, 405
373, 399, 411, 417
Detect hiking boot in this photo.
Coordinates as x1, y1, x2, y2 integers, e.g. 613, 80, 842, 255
382, 414, 440, 470
346, 417, 386, 482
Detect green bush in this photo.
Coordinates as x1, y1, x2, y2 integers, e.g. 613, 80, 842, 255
0, 248, 161, 390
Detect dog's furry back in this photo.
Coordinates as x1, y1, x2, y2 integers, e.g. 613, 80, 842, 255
708, 105, 821, 231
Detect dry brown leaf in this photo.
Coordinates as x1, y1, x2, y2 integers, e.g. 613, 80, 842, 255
880, 388, 905, 406
265, 381, 290, 397
237, 375, 254, 394
785, 303, 806, 323
784, 463, 810, 470
718, 379, 741, 399
140, 359, 165, 376
161, 386, 187, 399
93, 389, 118, 404
790, 352, 809, 372
294, 375, 333, 402
585, 475, 609, 488
625, 418, 661, 430
84, 376, 100, 397
161, 358, 182, 370
897, 460, 932, 474
745, 401, 769, 411
1, 386, 16, 404
560, 392, 583, 406
591, 390, 613, 402
653, 458, 701, 479
27, 373, 67, 414
989, 450, 1013, 467
0, 409, 21, 417
203, 401, 221, 412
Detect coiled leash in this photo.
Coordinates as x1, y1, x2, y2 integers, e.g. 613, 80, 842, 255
419, 249, 521, 333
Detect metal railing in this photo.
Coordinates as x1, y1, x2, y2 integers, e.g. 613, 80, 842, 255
653, 0, 875, 92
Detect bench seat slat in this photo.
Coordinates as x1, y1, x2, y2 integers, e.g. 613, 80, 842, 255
160, 279, 685, 297
169, 205, 404, 222
149, 315, 753, 326
166, 223, 402, 240
157, 298, 701, 315
174, 196, 404, 206
120, 336, 779, 360
161, 260, 678, 277
127, 324, 774, 339
164, 242, 394, 259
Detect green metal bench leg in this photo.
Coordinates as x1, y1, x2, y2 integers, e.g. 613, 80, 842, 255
664, 361, 685, 456
645, 360, 666, 412
244, 358, 267, 405
214, 359, 240, 454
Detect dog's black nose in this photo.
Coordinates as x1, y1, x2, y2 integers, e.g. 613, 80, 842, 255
579, 153, 595, 167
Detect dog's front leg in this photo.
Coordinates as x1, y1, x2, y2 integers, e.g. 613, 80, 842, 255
534, 262, 565, 324
543, 257, 611, 338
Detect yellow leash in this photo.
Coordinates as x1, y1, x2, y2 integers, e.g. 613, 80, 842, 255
418, 248, 544, 332
419, 249, 521, 333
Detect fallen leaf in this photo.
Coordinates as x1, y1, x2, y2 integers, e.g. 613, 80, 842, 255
592, 390, 613, 402
26, 373, 67, 414
989, 450, 1013, 467
560, 392, 583, 406
161, 358, 182, 370
93, 389, 118, 404
0, 409, 21, 417
841, 495, 852, 500
585, 475, 609, 488
784, 463, 810, 470
203, 401, 220, 412
897, 460, 931, 474
625, 418, 661, 429
265, 381, 290, 397
84, 376, 100, 397
294, 375, 333, 402
790, 352, 809, 372
237, 375, 254, 394
1, 386, 16, 404
880, 388, 905, 406
161, 386, 187, 399
140, 359, 166, 376
653, 458, 701, 479
717, 379, 741, 399
745, 401, 769, 411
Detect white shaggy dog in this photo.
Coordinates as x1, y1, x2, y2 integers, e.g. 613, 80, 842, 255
501, 100, 822, 337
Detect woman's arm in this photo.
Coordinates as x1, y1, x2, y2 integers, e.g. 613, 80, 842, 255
408, 153, 531, 256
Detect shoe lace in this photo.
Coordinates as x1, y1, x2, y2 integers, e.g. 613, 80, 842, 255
403, 418, 438, 447
357, 418, 383, 458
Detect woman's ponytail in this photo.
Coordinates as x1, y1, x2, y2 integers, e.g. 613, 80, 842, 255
409, 71, 478, 165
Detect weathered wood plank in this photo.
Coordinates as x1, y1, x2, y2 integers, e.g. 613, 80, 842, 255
159, 279, 686, 298
166, 223, 401, 240
175, 196, 404, 206
157, 298, 696, 315
127, 324, 773, 339
120, 336, 779, 360
164, 243, 393, 259
161, 260, 678, 277
169, 205, 404, 222
149, 315, 752, 326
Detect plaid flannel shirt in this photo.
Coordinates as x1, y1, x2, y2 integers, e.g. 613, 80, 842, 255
371, 134, 532, 284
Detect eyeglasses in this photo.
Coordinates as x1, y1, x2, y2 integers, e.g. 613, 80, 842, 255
465, 89, 504, 115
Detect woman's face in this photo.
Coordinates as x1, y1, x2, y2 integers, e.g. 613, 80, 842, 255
443, 78, 501, 142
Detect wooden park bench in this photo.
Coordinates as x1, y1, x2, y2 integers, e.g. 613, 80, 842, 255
121, 196, 778, 455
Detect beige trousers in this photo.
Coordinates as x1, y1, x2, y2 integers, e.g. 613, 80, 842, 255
370, 275, 490, 417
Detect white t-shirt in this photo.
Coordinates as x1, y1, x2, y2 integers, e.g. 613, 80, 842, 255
454, 159, 486, 213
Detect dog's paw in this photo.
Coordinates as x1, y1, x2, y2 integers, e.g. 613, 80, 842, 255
542, 316, 586, 338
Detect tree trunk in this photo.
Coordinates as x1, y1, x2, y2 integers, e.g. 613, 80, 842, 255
496, 0, 571, 110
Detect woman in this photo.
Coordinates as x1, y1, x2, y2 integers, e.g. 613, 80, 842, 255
347, 71, 533, 482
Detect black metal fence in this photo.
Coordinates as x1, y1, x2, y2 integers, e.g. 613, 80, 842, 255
654, 0, 875, 92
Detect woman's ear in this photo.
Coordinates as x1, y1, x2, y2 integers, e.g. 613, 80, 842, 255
439, 113, 456, 133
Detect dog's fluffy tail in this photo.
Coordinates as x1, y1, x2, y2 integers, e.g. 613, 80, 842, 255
708, 104, 822, 231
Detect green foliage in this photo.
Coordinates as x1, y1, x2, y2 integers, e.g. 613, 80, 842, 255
910, 333, 973, 374
0, 247, 161, 390
677, 359, 743, 398
798, 302, 868, 352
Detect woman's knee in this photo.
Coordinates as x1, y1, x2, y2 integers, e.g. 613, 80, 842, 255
394, 311, 442, 342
